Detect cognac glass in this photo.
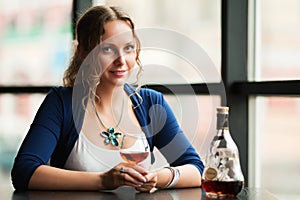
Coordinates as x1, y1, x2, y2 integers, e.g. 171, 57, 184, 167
119, 133, 150, 165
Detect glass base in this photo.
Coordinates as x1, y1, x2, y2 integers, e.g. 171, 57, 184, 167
205, 192, 236, 199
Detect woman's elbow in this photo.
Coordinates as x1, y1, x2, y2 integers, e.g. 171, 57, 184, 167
11, 167, 28, 192
11, 161, 39, 192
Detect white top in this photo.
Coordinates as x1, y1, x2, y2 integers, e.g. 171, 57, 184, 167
64, 132, 150, 172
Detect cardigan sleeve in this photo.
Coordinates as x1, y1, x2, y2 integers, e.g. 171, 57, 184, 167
11, 88, 66, 191
140, 89, 204, 175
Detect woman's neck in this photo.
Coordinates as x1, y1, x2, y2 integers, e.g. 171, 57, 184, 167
95, 84, 125, 109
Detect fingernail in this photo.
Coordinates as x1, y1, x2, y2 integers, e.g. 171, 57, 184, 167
137, 182, 143, 187
149, 187, 158, 193
141, 177, 147, 182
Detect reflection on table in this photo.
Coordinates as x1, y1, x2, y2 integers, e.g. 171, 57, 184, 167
10, 186, 279, 200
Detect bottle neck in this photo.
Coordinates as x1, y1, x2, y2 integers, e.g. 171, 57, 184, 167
216, 113, 229, 130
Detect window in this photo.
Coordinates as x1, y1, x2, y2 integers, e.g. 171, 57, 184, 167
0, 0, 73, 85
256, 97, 300, 198
248, 0, 300, 198
259, 0, 300, 81
0, 0, 73, 187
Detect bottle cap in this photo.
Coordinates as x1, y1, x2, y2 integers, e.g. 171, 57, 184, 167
217, 106, 229, 114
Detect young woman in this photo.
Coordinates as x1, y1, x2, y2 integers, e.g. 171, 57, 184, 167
11, 5, 203, 193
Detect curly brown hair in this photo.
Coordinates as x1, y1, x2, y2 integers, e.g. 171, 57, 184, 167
63, 5, 142, 87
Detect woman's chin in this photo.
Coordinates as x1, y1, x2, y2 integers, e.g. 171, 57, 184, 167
113, 79, 127, 87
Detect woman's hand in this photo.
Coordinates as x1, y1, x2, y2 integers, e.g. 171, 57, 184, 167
135, 171, 158, 193
100, 162, 148, 190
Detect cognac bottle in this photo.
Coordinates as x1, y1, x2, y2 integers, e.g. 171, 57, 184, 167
202, 107, 244, 198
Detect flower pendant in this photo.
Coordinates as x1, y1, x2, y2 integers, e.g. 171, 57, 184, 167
101, 127, 122, 146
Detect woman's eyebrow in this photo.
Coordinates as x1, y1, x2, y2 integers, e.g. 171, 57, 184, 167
101, 40, 135, 46
125, 41, 135, 45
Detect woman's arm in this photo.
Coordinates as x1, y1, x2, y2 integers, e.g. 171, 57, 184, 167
11, 88, 68, 191
166, 164, 201, 188
135, 164, 201, 193
29, 165, 102, 190
29, 163, 148, 191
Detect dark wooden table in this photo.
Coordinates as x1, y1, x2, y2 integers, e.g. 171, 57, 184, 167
6, 186, 279, 200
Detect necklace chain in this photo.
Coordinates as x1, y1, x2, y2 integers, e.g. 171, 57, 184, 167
92, 94, 125, 130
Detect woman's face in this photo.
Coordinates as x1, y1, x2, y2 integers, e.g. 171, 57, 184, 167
99, 20, 137, 87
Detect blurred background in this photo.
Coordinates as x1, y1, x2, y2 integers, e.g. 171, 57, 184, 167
0, 0, 299, 199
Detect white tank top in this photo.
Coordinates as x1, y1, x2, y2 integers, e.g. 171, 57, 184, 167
64, 132, 150, 172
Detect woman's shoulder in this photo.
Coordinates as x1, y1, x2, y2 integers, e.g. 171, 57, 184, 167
49, 86, 73, 95
138, 87, 166, 107
47, 86, 73, 101
124, 83, 163, 102
139, 87, 162, 97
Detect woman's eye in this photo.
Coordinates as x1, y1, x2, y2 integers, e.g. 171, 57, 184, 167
101, 46, 112, 53
124, 45, 135, 52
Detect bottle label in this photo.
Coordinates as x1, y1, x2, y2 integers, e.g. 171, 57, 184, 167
205, 167, 218, 180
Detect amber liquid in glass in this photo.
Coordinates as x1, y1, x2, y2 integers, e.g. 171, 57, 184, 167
202, 179, 243, 197
120, 151, 149, 164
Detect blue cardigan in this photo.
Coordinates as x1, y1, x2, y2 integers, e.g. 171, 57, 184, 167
11, 84, 204, 191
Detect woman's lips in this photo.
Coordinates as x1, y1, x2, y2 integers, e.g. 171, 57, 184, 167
110, 70, 126, 78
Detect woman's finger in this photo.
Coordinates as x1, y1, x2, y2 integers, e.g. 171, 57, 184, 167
135, 184, 157, 193
143, 171, 157, 182
128, 164, 149, 176
120, 165, 147, 183
118, 167, 145, 187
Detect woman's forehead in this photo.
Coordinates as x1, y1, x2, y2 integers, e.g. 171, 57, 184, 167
101, 20, 134, 43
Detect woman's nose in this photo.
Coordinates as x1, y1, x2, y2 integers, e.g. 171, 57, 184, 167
113, 54, 126, 66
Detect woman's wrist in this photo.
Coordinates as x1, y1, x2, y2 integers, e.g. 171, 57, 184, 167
156, 167, 180, 189
164, 167, 180, 188
94, 172, 106, 191
156, 167, 173, 189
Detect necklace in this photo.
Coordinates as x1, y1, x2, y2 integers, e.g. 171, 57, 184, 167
92, 95, 124, 146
